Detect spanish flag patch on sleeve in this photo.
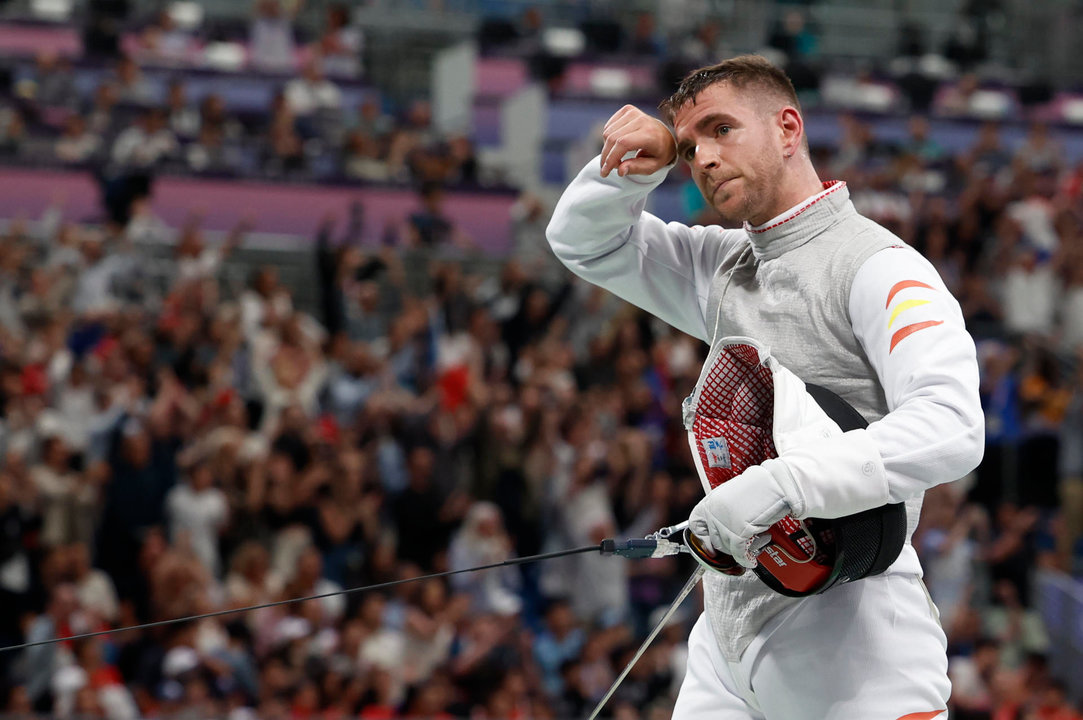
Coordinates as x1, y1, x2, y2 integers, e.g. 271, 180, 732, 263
885, 280, 943, 353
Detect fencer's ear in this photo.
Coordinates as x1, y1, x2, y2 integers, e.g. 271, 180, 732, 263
778, 107, 803, 157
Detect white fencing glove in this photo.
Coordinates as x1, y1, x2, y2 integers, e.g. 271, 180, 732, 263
685, 338, 890, 569
688, 459, 797, 568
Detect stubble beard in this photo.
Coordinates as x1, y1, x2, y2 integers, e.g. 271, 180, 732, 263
713, 188, 757, 227
708, 179, 761, 228
722, 157, 786, 227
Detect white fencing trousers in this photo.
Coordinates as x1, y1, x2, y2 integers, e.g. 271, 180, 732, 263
673, 573, 950, 720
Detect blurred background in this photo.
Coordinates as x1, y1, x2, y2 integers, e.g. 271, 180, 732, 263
0, 0, 1081, 718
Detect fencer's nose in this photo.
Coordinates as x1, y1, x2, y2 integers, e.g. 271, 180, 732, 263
693, 143, 720, 172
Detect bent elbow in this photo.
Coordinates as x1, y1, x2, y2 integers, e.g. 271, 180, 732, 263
960, 410, 986, 474
939, 406, 985, 481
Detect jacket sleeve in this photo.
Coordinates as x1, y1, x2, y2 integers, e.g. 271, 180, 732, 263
849, 246, 985, 502
546, 155, 743, 343
753, 245, 984, 522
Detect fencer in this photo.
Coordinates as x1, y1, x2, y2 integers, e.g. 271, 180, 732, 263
546, 55, 983, 720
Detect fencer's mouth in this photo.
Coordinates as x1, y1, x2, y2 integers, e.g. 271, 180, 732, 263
712, 177, 738, 195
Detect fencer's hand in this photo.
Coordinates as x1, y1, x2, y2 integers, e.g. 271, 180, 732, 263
688, 461, 796, 569
600, 105, 677, 178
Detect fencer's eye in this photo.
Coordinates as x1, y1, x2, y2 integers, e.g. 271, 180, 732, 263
716, 125, 731, 137
683, 145, 696, 162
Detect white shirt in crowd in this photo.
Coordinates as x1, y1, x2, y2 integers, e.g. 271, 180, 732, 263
76, 569, 120, 623
284, 77, 343, 117
1001, 261, 1059, 336
165, 481, 228, 576
72, 255, 132, 313
177, 247, 224, 283
111, 127, 178, 168
1061, 284, 1083, 352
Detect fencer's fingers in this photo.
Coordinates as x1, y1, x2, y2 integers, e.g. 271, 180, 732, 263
599, 128, 628, 177
600, 133, 637, 177
750, 534, 772, 555
603, 113, 640, 140
602, 127, 658, 177
602, 104, 640, 133
696, 531, 717, 555
599, 136, 618, 177
602, 105, 629, 133
617, 155, 668, 177
688, 509, 711, 542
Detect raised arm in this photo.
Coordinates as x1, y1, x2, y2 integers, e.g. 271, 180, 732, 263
546, 106, 743, 342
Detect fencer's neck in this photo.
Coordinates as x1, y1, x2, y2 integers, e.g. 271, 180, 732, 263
743, 181, 851, 261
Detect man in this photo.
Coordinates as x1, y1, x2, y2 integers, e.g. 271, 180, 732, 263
546, 55, 983, 720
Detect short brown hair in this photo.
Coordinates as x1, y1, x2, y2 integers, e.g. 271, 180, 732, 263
658, 54, 801, 124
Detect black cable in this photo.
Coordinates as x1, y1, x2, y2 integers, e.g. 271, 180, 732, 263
0, 543, 602, 654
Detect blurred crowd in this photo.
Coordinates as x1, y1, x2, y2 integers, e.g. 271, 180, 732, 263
0, 3, 479, 194
0, 183, 706, 720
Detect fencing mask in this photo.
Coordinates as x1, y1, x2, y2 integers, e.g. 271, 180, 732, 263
683, 337, 907, 597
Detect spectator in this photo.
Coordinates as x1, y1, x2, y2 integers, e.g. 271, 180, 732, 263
197, 94, 243, 142
262, 102, 306, 176
999, 243, 1059, 337
393, 446, 460, 571
627, 12, 664, 56
447, 501, 521, 616
30, 433, 97, 549
165, 460, 229, 577
71, 231, 135, 314
0, 106, 26, 157
984, 579, 1050, 669
54, 115, 102, 165
84, 82, 121, 138
251, 312, 327, 425
915, 483, 984, 630
249, 0, 300, 74
314, 3, 363, 78
174, 216, 248, 285
676, 19, 728, 64
1015, 121, 1064, 174
279, 545, 344, 626
20, 583, 83, 708
534, 598, 585, 697
165, 80, 201, 141
401, 579, 463, 686
767, 8, 818, 61
28, 51, 76, 108
68, 541, 120, 625
137, 9, 198, 65
111, 108, 179, 169
112, 55, 157, 106
403, 182, 473, 249
342, 129, 390, 182
185, 123, 238, 174
284, 56, 343, 120
353, 97, 393, 140
225, 540, 283, 609
949, 637, 1001, 719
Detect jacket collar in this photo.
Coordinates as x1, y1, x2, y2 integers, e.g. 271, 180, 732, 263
743, 181, 851, 261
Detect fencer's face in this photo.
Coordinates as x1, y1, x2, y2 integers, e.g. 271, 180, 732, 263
672, 82, 789, 226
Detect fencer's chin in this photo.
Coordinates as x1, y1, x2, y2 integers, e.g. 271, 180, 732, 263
710, 190, 752, 226
712, 201, 747, 227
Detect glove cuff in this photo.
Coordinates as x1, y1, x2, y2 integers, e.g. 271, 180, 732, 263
717, 462, 795, 534
778, 428, 890, 519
